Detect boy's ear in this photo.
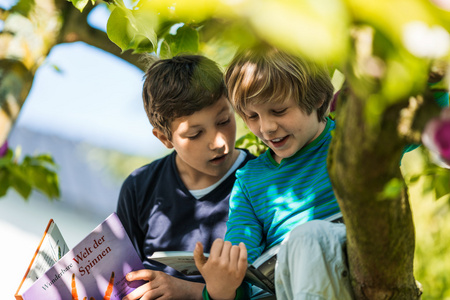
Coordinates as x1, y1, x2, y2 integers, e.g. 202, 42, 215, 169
317, 95, 326, 109
152, 128, 174, 149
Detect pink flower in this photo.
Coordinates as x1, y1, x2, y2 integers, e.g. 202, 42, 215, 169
0, 141, 7, 157
435, 121, 450, 159
330, 90, 340, 113
431, 0, 450, 11
422, 107, 450, 168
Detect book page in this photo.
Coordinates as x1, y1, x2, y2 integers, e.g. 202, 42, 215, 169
252, 243, 280, 269
245, 266, 275, 293
19, 221, 69, 293
150, 251, 209, 276
245, 243, 281, 294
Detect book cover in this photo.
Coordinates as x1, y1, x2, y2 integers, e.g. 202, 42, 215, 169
15, 213, 145, 300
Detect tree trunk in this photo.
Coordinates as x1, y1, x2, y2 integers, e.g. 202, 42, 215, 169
0, 59, 34, 144
328, 87, 422, 299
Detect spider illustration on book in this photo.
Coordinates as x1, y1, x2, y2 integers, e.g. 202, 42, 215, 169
71, 272, 114, 300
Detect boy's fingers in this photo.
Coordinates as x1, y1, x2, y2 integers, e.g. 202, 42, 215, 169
209, 238, 225, 258
239, 242, 247, 254
126, 269, 157, 282
237, 242, 248, 274
194, 242, 207, 270
122, 283, 147, 300
221, 241, 232, 262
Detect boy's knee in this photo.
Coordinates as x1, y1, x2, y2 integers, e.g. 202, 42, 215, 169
291, 220, 345, 239
283, 220, 347, 254
276, 221, 353, 300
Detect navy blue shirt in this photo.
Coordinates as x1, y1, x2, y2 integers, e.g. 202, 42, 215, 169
116, 149, 254, 282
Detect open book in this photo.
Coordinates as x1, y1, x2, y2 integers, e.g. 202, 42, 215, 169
150, 244, 281, 294
15, 213, 145, 300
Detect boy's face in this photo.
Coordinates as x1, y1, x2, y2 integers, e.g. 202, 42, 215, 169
153, 96, 238, 189
242, 97, 326, 163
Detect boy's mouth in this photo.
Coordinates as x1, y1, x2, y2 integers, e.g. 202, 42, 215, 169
210, 154, 227, 164
270, 136, 288, 147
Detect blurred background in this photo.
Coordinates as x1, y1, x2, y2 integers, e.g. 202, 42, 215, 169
0, 3, 169, 297
1, 0, 449, 299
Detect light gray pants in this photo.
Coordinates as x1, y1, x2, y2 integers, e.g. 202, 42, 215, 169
275, 220, 354, 300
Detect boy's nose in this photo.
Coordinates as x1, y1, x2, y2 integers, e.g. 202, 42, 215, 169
209, 131, 226, 150
260, 118, 277, 135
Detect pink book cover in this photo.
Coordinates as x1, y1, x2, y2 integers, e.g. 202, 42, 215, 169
20, 213, 145, 300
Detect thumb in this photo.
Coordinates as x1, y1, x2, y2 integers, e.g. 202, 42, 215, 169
194, 242, 208, 271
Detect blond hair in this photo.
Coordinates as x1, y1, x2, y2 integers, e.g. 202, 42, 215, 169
225, 46, 333, 122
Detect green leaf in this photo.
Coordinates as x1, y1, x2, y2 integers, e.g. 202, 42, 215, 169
331, 69, 345, 93
10, 0, 35, 17
21, 154, 60, 199
138, 0, 221, 23
235, 132, 267, 157
27, 165, 60, 199
12, 178, 32, 199
68, 0, 94, 13
379, 177, 405, 200
174, 25, 199, 54
0, 149, 13, 167
107, 7, 133, 52
433, 171, 450, 202
7, 165, 32, 200
23, 153, 59, 173
245, 0, 350, 63
107, 6, 157, 53
0, 150, 60, 201
156, 20, 179, 38
159, 25, 199, 58
0, 169, 9, 197
159, 40, 172, 59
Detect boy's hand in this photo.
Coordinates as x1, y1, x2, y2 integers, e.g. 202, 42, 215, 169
122, 269, 204, 300
194, 239, 248, 300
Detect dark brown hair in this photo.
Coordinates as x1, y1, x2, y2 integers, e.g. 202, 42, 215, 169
142, 55, 226, 140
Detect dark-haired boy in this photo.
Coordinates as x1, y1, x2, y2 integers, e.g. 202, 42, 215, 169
117, 54, 254, 300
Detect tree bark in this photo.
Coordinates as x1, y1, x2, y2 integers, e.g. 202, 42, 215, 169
0, 59, 34, 144
57, 1, 148, 71
328, 87, 422, 299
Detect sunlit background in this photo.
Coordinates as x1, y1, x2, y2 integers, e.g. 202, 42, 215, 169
0, 0, 449, 299
0, 3, 170, 297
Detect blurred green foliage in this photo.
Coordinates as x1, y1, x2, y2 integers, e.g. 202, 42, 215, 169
402, 147, 450, 299
0, 148, 60, 200
3, 0, 450, 293
235, 132, 267, 157
97, 0, 450, 119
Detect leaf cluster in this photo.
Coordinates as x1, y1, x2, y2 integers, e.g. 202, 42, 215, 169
235, 133, 267, 157
97, 0, 450, 125
405, 146, 450, 202
0, 147, 60, 200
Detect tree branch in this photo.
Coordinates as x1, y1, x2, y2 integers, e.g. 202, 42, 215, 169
0, 59, 34, 144
70, 27, 148, 72
57, 1, 148, 71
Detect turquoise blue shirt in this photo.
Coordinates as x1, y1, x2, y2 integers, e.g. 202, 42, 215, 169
225, 119, 341, 264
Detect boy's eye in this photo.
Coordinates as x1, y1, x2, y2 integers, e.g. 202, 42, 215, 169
187, 131, 202, 139
273, 108, 287, 115
246, 114, 258, 120
218, 118, 230, 126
